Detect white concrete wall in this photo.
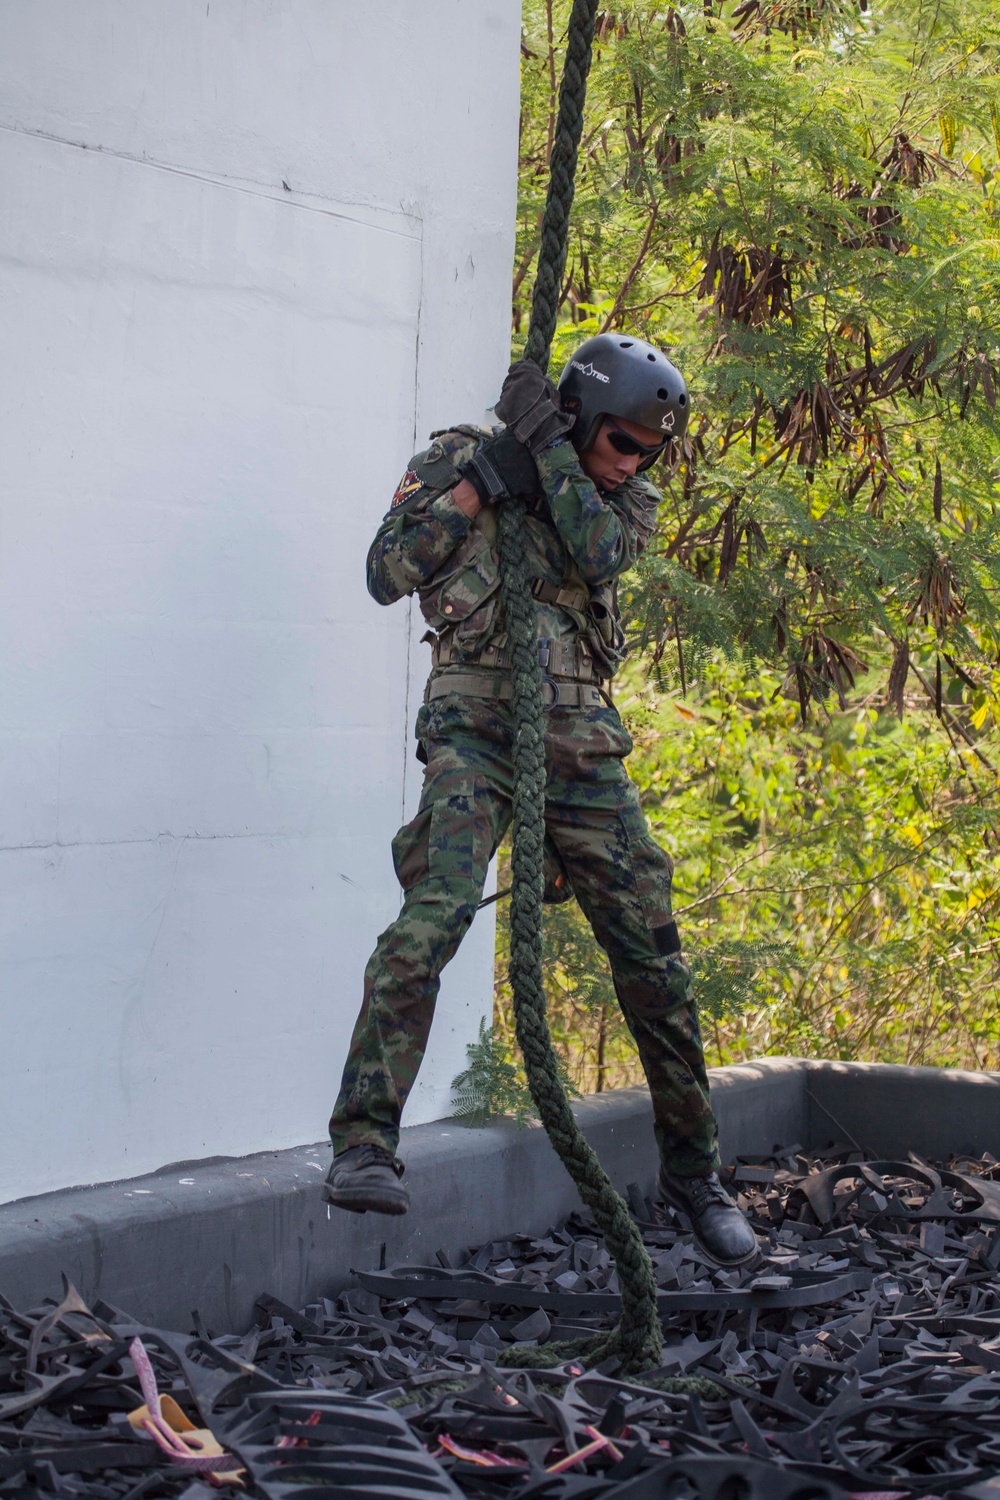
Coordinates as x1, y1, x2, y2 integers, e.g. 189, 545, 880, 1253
0, 1, 519, 1203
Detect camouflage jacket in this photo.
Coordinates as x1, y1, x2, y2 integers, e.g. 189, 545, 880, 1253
367, 426, 661, 680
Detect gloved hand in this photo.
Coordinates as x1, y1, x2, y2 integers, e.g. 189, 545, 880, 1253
494, 360, 576, 454
460, 430, 540, 506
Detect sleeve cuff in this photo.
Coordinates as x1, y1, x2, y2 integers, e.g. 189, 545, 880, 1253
429, 491, 475, 538
536, 439, 583, 480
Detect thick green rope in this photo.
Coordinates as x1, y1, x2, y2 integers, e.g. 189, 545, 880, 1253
495, 0, 663, 1376
522, 0, 600, 370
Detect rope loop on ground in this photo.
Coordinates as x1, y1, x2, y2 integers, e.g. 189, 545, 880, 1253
497, 0, 662, 1376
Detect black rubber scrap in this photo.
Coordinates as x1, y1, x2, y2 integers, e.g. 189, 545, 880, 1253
601, 1455, 851, 1499
798, 1159, 1000, 1225
5, 1147, 1000, 1496
219, 1387, 465, 1499
353, 1263, 873, 1313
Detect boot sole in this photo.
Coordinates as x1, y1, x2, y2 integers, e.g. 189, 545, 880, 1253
322, 1183, 409, 1216
696, 1242, 761, 1270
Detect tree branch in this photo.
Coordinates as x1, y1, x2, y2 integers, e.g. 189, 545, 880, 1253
599, 199, 660, 332
908, 656, 996, 771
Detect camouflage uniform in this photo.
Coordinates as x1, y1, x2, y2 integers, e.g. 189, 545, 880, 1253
330, 429, 720, 1178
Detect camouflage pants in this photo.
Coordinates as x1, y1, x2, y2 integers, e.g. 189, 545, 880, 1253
329, 685, 720, 1177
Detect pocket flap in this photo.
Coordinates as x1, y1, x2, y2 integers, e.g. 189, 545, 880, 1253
420, 532, 500, 624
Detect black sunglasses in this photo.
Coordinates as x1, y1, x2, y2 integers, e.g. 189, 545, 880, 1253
603, 421, 666, 459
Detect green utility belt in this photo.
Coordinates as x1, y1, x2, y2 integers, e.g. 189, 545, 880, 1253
431, 633, 597, 682
427, 673, 607, 711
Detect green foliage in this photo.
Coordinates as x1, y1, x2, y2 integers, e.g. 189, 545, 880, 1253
688, 935, 790, 1019
621, 658, 1000, 1067
451, 1016, 579, 1126
518, 0, 1000, 700
492, 654, 1000, 1082
492, 0, 1000, 1081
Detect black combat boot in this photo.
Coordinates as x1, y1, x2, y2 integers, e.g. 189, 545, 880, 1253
323, 1144, 409, 1216
658, 1167, 758, 1267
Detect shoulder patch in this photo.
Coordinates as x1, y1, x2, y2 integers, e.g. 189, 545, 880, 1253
392, 468, 423, 507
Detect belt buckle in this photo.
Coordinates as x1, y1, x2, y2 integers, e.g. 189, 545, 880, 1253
541, 675, 561, 711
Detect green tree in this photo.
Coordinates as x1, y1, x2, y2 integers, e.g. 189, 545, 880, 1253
471, 0, 1000, 1108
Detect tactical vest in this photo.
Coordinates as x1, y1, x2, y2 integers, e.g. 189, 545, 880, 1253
417, 500, 625, 681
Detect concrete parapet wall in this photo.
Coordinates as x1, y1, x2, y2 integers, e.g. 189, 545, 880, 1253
803, 1059, 1000, 1160
1, 1057, 995, 1332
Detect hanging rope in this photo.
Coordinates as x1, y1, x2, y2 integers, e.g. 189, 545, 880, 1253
495, 0, 662, 1375
522, 0, 595, 371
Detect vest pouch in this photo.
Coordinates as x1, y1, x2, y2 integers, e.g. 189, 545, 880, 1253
418, 529, 501, 657
584, 582, 627, 679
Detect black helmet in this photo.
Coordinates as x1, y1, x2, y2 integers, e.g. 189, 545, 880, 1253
556, 332, 689, 467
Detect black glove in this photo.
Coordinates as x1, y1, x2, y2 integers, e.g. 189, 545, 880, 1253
460, 430, 540, 506
494, 360, 576, 454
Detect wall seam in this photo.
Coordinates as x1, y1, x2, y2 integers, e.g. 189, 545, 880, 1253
0, 121, 422, 240
0, 831, 305, 853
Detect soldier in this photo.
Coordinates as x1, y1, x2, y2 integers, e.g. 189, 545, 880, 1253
324, 335, 758, 1268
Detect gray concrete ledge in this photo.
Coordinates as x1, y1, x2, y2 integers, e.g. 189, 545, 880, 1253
0, 1057, 995, 1333
802, 1059, 1000, 1160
